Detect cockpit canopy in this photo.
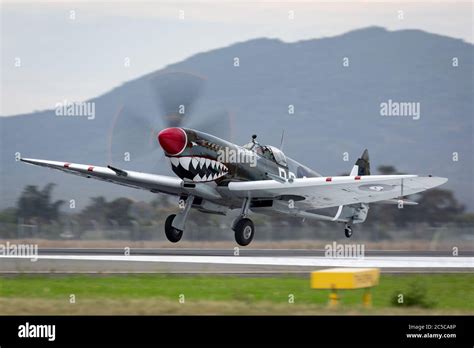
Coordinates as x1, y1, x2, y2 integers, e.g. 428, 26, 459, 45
242, 142, 287, 167
265, 146, 287, 167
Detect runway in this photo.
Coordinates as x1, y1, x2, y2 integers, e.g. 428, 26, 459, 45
1, 248, 472, 274
36, 248, 474, 257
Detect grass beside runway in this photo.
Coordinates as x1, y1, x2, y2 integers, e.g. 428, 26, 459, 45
0, 274, 473, 314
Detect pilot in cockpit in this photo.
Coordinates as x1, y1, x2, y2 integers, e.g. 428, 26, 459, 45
242, 135, 280, 163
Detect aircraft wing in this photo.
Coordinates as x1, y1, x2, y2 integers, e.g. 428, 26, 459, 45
20, 158, 189, 197
227, 175, 448, 209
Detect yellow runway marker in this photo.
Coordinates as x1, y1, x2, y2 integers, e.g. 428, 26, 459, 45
311, 268, 380, 308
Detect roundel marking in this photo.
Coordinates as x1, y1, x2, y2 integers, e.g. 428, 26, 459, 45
358, 184, 394, 192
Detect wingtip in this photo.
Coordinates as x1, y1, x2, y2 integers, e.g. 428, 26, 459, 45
19, 158, 41, 165
425, 176, 448, 187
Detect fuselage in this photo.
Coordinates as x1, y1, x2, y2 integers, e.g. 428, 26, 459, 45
158, 127, 321, 185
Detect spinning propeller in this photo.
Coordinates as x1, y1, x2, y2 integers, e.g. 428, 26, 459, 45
107, 71, 234, 171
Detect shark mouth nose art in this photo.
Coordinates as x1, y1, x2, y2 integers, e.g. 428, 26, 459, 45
169, 156, 228, 182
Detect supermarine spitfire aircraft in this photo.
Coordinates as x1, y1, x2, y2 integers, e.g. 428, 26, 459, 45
21, 127, 447, 246
20, 73, 447, 246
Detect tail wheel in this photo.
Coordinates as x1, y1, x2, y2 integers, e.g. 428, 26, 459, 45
344, 225, 353, 238
233, 218, 254, 246
165, 214, 183, 243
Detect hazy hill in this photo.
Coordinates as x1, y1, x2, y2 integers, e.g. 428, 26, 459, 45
1, 27, 472, 210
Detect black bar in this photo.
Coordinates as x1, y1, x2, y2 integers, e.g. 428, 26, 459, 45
0, 315, 472, 346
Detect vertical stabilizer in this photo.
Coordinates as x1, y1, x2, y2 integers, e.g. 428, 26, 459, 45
350, 149, 370, 176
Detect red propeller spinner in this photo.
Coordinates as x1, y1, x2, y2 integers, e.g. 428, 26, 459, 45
157, 127, 187, 156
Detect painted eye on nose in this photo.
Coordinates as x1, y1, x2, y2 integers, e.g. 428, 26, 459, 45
158, 127, 187, 155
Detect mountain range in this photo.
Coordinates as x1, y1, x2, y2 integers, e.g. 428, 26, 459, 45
1, 27, 472, 211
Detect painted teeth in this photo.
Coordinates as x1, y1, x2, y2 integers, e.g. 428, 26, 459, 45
179, 157, 191, 170
170, 156, 228, 182
170, 157, 179, 167
192, 158, 199, 170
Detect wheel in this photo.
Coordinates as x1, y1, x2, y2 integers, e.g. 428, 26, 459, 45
233, 218, 255, 246
344, 225, 353, 238
165, 214, 183, 243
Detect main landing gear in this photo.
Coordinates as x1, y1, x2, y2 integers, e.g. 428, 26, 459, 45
164, 196, 256, 246
233, 218, 255, 246
164, 195, 194, 243
232, 197, 255, 246
344, 223, 353, 238
164, 214, 183, 243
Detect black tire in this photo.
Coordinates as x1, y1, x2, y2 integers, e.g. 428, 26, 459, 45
344, 226, 353, 238
233, 218, 254, 246
165, 214, 183, 243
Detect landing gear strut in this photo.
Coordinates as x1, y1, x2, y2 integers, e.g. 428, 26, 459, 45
233, 197, 255, 246
344, 223, 353, 238
164, 195, 194, 243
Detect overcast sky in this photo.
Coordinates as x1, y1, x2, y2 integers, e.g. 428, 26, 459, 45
1, 1, 472, 116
